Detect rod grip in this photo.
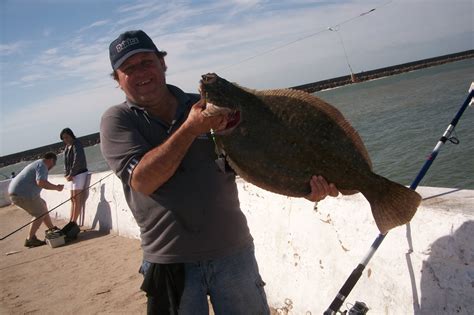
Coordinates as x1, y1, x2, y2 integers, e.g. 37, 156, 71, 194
324, 264, 365, 314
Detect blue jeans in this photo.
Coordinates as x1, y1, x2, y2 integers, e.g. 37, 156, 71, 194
140, 245, 270, 315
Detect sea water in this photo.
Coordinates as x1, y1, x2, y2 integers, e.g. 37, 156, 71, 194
1, 59, 473, 189
315, 58, 473, 189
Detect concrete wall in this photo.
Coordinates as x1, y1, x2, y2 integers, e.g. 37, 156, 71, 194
0, 179, 12, 207
6, 171, 474, 314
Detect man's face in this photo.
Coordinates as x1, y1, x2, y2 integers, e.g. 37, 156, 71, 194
116, 52, 167, 106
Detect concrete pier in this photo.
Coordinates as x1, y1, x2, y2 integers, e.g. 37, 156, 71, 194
2, 171, 473, 314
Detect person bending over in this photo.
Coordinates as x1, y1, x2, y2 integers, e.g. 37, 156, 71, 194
8, 152, 64, 247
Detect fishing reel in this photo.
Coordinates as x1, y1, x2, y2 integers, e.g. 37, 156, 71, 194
342, 301, 369, 315
324, 301, 369, 315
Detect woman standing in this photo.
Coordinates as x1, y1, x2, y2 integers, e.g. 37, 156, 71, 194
60, 128, 88, 224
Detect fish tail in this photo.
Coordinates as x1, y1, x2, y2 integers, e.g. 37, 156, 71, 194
362, 175, 421, 233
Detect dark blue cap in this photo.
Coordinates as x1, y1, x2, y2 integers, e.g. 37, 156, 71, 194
109, 30, 159, 70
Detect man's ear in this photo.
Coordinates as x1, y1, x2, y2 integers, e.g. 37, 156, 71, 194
115, 77, 123, 90
159, 58, 168, 72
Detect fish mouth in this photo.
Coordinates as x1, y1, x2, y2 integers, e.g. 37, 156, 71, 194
201, 73, 218, 85
203, 103, 241, 135
219, 110, 241, 135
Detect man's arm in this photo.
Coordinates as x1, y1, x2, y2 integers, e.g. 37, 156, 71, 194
63, 147, 69, 177
37, 180, 64, 191
69, 142, 87, 176
131, 100, 227, 195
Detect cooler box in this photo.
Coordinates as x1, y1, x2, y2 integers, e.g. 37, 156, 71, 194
45, 233, 66, 248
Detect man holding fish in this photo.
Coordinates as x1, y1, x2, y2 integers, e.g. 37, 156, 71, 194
101, 30, 338, 314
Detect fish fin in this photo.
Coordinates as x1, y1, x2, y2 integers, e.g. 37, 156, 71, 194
363, 175, 421, 233
259, 88, 372, 169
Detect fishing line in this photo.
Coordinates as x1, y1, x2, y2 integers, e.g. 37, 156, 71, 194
215, 0, 393, 73
0, 171, 115, 241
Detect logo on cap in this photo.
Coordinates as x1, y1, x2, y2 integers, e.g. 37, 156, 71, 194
116, 37, 140, 53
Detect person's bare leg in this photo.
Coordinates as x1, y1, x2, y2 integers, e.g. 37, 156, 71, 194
42, 213, 55, 229
28, 217, 43, 239
78, 191, 85, 226
69, 190, 76, 222
71, 190, 83, 223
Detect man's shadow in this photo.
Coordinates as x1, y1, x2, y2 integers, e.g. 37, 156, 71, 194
90, 184, 113, 234
418, 220, 473, 314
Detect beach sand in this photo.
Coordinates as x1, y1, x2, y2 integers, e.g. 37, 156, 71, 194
1, 205, 277, 314
0, 204, 146, 314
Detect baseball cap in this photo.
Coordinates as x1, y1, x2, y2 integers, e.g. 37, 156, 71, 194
109, 30, 160, 70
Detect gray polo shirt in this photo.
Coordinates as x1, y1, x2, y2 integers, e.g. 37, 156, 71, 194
8, 159, 48, 198
100, 85, 253, 263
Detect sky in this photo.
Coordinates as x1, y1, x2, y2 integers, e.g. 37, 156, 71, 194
0, 0, 472, 156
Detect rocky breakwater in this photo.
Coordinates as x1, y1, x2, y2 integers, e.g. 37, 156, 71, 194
0, 132, 100, 167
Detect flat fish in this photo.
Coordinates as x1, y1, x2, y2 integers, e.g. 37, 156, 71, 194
200, 73, 421, 233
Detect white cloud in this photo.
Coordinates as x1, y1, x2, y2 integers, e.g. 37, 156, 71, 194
44, 48, 58, 55
225, 0, 263, 16
78, 19, 110, 33
138, 1, 365, 88
117, 1, 158, 13
0, 42, 24, 55
20, 74, 47, 83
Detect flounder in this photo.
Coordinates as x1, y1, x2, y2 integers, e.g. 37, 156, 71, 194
200, 73, 421, 233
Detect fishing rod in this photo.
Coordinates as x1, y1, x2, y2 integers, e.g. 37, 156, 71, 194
0, 171, 115, 241
323, 85, 474, 314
